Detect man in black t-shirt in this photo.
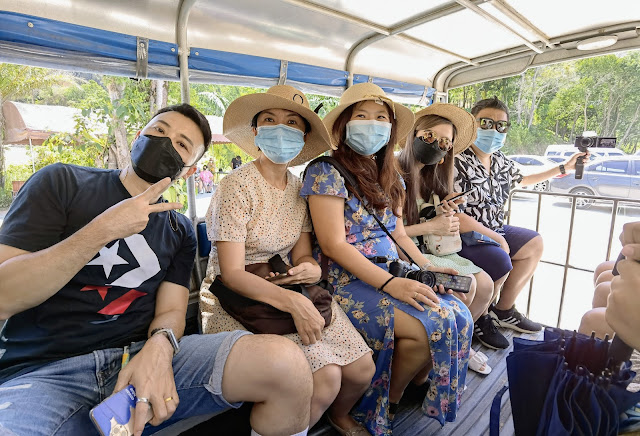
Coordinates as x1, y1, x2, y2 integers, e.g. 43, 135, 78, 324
0, 104, 312, 436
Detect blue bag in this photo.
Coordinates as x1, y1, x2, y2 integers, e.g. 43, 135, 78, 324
490, 328, 640, 436
460, 231, 501, 247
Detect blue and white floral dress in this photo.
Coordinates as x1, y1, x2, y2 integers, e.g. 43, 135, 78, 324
301, 161, 473, 435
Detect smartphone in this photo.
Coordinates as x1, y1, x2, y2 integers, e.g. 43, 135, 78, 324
90, 385, 153, 436
439, 187, 477, 206
433, 272, 472, 293
266, 273, 288, 281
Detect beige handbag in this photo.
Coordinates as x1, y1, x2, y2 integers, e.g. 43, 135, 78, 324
418, 193, 462, 256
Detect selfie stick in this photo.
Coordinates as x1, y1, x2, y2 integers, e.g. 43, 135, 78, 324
575, 146, 587, 180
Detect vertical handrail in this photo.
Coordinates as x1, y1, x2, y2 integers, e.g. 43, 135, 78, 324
525, 191, 543, 317
176, 0, 202, 292
177, 0, 198, 225
557, 196, 577, 327
606, 199, 619, 261
507, 189, 640, 328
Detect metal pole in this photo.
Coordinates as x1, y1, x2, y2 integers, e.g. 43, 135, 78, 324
525, 192, 542, 317
455, 0, 544, 54
506, 189, 640, 327
176, 0, 198, 223
28, 136, 35, 173
606, 200, 618, 261
557, 197, 578, 327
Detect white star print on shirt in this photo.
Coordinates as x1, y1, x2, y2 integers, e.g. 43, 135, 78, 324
87, 241, 128, 278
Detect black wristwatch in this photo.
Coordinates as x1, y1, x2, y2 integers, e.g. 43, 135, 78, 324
150, 328, 180, 356
559, 164, 566, 174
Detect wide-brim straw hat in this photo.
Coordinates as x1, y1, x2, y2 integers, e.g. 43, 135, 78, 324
223, 85, 331, 166
322, 83, 415, 149
411, 103, 477, 155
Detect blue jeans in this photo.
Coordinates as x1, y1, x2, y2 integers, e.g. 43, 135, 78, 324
0, 331, 250, 435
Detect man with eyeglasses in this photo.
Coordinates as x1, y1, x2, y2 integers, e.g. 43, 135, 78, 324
452, 96, 587, 350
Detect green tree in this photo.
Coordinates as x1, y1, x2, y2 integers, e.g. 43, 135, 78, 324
72, 77, 153, 169
448, 51, 640, 154
0, 64, 72, 188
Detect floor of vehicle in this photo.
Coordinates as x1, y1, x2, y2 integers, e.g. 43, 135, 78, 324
181, 328, 544, 436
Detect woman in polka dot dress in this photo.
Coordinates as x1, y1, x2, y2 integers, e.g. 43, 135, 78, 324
199, 85, 375, 435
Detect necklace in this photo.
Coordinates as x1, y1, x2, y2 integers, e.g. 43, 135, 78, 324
119, 167, 129, 185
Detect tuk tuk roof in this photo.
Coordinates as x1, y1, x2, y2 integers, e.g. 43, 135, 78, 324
1, 0, 638, 104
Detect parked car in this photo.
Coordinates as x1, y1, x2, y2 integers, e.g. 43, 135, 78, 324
548, 156, 640, 208
544, 144, 625, 163
508, 154, 559, 191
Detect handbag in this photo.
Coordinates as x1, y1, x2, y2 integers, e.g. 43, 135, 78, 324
489, 328, 640, 436
417, 193, 462, 256
209, 254, 333, 335
460, 230, 501, 247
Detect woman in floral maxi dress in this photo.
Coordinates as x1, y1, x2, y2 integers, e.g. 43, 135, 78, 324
301, 83, 473, 435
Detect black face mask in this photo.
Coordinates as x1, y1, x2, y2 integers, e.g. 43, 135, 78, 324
412, 136, 447, 165
131, 134, 187, 183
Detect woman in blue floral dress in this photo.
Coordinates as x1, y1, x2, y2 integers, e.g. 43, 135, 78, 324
301, 84, 473, 435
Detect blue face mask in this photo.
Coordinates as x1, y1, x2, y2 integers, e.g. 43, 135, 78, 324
345, 120, 392, 156
475, 128, 507, 154
254, 124, 305, 164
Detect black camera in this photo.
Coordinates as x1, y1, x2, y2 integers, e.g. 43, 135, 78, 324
573, 136, 617, 179
388, 261, 471, 293
574, 136, 616, 149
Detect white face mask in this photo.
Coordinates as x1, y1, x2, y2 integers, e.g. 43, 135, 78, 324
344, 120, 392, 156
254, 124, 305, 164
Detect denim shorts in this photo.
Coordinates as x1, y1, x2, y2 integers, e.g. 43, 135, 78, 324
0, 330, 251, 435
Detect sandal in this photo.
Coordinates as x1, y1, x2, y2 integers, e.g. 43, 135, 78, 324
468, 349, 492, 375
326, 415, 370, 436
475, 350, 489, 363
388, 402, 400, 421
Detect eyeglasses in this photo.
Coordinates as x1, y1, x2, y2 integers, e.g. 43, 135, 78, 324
477, 117, 511, 133
418, 130, 453, 151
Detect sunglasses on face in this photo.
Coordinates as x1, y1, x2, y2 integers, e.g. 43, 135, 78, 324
418, 130, 453, 151
477, 117, 511, 133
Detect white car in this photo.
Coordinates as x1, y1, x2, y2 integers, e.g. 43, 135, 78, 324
508, 155, 559, 191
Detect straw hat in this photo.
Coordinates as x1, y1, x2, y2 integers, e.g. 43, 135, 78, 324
411, 103, 477, 155
322, 83, 415, 149
223, 85, 332, 166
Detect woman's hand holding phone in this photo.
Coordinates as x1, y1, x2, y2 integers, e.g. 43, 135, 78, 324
440, 187, 477, 207
265, 262, 321, 285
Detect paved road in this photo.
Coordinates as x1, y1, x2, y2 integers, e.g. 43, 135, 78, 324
507, 191, 640, 331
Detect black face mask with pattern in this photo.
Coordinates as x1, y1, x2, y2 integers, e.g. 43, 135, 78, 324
130, 134, 186, 183
412, 136, 447, 165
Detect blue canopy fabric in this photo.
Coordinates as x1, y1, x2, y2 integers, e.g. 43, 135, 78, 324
0, 11, 435, 104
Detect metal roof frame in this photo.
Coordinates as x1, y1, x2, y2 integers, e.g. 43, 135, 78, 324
1, 0, 639, 100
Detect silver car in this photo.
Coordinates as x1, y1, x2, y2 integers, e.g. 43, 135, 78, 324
548, 156, 640, 208
508, 155, 559, 192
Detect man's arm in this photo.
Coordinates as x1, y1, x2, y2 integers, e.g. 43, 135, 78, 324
521, 167, 563, 187
520, 151, 589, 187
0, 223, 114, 320
114, 281, 188, 435
0, 178, 181, 319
